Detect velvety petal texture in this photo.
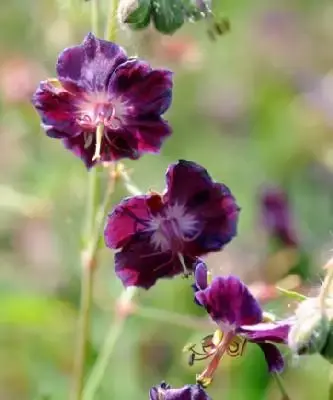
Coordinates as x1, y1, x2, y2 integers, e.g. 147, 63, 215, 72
195, 276, 263, 327
32, 33, 173, 168
104, 160, 240, 289
149, 382, 211, 400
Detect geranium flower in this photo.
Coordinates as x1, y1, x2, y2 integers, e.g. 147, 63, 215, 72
187, 265, 291, 387
32, 33, 172, 168
104, 160, 240, 289
149, 381, 211, 400
260, 186, 298, 247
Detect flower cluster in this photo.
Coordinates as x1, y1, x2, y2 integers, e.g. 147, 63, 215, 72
32, 28, 294, 400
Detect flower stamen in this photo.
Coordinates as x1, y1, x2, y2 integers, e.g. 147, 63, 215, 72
178, 252, 191, 277
92, 122, 104, 161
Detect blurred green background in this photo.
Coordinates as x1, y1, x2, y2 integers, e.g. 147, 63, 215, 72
2, 0, 333, 398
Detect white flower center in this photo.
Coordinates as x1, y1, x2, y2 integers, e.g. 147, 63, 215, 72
76, 93, 129, 131
149, 203, 201, 252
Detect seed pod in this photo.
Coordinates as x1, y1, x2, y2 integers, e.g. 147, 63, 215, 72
118, 0, 152, 30
151, 0, 185, 34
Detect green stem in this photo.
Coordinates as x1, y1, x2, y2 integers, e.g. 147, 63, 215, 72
90, 0, 100, 37
273, 373, 291, 400
135, 305, 209, 331
105, 0, 119, 42
329, 366, 333, 400
82, 287, 137, 400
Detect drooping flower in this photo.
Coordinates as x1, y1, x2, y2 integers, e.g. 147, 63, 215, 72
104, 160, 240, 289
149, 381, 211, 400
32, 33, 173, 168
186, 266, 291, 387
260, 186, 298, 247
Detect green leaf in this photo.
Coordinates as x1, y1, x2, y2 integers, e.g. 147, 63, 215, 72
151, 0, 185, 34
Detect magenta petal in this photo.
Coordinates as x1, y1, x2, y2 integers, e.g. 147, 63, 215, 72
57, 33, 127, 92
108, 59, 173, 116
32, 81, 81, 138
195, 276, 262, 327
239, 321, 291, 343
115, 236, 195, 289
256, 342, 285, 373
104, 196, 151, 249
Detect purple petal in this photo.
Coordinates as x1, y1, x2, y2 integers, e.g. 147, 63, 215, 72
195, 276, 262, 327
63, 128, 139, 168
57, 33, 128, 92
194, 260, 208, 291
164, 160, 240, 254
108, 59, 173, 116
149, 382, 211, 400
115, 235, 195, 289
256, 342, 285, 373
239, 321, 292, 343
127, 115, 172, 154
104, 195, 152, 249
32, 80, 81, 138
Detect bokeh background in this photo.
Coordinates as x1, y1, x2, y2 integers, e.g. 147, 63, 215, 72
2, 0, 333, 398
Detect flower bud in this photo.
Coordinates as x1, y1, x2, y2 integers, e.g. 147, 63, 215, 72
118, 0, 152, 30
288, 298, 330, 357
151, 0, 185, 34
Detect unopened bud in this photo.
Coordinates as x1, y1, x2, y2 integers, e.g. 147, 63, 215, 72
288, 298, 330, 358
151, 0, 185, 34
118, 0, 152, 30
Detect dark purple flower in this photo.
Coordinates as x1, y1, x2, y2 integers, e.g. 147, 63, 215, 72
104, 160, 240, 289
260, 186, 298, 247
188, 275, 291, 386
32, 33, 172, 168
149, 381, 211, 400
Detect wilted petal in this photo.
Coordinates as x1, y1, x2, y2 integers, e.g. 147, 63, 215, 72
108, 59, 173, 116
256, 342, 285, 373
104, 195, 152, 249
164, 160, 240, 254
239, 321, 292, 343
115, 235, 195, 289
149, 382, 211, 400
195, 276, 262, 327
57, 33, 128, 92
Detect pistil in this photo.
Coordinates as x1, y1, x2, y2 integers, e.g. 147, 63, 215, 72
92, 123, 104, 161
